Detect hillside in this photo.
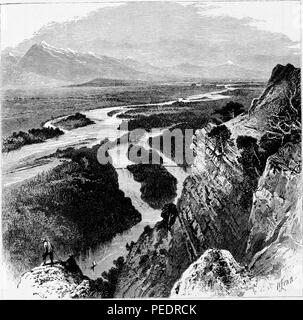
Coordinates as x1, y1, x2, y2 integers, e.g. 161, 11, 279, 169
114, 64, 302, 298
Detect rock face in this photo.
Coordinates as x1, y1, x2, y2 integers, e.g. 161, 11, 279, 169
17, 257, 102, 299
171, 249, 250, 297
115, 64, 302, 298
247, 142, 302, 278
115, 222, 172, 297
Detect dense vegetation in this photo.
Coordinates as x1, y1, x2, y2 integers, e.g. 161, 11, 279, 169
2, 127, 64, 152
90, 256, 126, 298
2, 142, 141, 276
54, 112, 95, 130
121, 91, 260, 168
127, 163, 177, 209
214, 101, 245, 122
118, 110, 209, 132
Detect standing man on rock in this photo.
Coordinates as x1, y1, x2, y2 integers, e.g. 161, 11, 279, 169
42, 238, 54, 266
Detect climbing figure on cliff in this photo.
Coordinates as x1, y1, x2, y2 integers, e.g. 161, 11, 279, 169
42, 238, 54, 266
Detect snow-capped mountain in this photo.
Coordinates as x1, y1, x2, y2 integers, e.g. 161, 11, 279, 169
2, 42, 268, 88
18, 41, 145, 82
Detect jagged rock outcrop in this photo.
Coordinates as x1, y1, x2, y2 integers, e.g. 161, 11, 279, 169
247, 142, 302, 284
115, 64, 302, 298
171, 249, 250, 297
171, 142, 302, 297
17, 257, 102, 299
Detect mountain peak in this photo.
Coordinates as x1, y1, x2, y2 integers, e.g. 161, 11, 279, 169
19, 42, 145, 82
268, 63, 298, 85
33, 41, 75, 56
35, 40, 58, 52
39, 40, 49, 47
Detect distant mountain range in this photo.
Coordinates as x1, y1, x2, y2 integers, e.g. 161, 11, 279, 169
19, 41, 145, 82
164, 60, 267, 80
69, 78, 148, 87
5, 2, 298, 73
2, 41, 269, 88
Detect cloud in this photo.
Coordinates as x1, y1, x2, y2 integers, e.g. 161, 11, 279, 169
10, 2, 300, 71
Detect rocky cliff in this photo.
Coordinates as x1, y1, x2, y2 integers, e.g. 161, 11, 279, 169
17, 257, 98, 299
115, 64, 302, 298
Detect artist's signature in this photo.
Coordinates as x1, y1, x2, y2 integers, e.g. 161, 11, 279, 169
276, 276, 294, 292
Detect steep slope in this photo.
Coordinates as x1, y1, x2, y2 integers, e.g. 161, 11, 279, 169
246, 142, 302, 280
115, 64, 301, 298
18, 41, 145, 82
1, 52, 69, 87
171, 142, 302, 297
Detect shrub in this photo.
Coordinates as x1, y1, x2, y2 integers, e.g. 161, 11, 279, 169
208, 125, 232, 154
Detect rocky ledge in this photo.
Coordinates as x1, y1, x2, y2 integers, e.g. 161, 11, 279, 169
17, 256, 102, 299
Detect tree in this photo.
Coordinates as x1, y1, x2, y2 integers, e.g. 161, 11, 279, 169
236, 135, 263, 177
259, 133, 282, 158
236, 135, 257, 150
161, 203, 178, 230
215, 101, 245, 121
208, 124, 232, 154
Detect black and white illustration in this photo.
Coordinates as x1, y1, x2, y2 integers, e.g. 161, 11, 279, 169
0, 0, 301, 299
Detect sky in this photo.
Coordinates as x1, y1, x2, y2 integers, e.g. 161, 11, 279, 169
0, 0, 301, 50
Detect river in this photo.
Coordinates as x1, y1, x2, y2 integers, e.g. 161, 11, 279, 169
2, 84, 235, 278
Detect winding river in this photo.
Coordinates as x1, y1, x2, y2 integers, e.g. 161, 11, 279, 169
2, 84, 235, 278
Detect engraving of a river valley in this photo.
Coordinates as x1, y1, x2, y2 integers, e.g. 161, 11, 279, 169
1, 1, 302, 298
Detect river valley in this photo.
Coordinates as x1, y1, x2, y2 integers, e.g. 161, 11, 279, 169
2, 84, 237, 278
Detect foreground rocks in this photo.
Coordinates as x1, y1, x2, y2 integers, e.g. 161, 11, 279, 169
171, 249, 250, 297
17, 257, 102, 299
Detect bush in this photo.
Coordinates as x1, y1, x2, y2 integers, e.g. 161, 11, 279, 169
236, 136, 258, 150
2, 127, 64, 152
208, 125, 232, 154
127, 163, 177, 209
96, 256, 125, 298
236, 135, 265, 188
